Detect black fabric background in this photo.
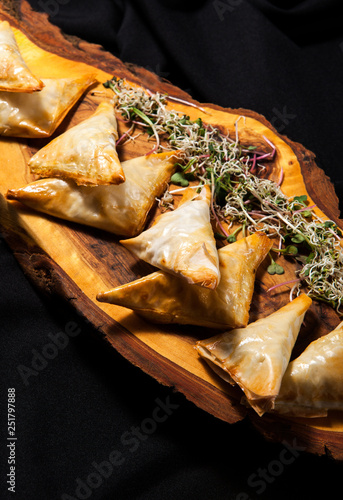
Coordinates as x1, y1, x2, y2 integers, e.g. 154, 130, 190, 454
1, 1, 343, 498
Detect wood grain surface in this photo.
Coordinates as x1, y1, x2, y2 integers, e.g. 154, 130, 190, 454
1, 1, 343, 459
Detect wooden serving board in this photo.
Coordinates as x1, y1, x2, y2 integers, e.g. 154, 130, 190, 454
1, 1, 343, 459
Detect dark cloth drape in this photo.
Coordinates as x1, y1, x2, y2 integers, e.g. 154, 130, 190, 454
1, 1, 342, 499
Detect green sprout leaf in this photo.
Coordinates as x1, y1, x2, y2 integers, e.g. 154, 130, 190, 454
226, 224, 244, 243
301, 210, 313, 218
285, 245, 298, 256
170, 172, 189, 187
267, 253, 285, 275
306, 252, 315, 264
267, 262, 285, 275
291, 234, 305, 244
227, 234, 237, 243
293, 195, 307, 204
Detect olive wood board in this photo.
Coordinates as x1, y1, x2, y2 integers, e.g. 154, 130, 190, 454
1, 1, 343, 460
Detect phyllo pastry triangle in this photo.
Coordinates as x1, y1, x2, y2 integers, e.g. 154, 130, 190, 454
0, 75, 96, 138
274, 321, 343, 417
121, 185, 220, 289
0, 21, 44, 92
28, 101, 124, 186
195, 294, 312, 416
7, 150, 181, 237
97, 232, 272, 329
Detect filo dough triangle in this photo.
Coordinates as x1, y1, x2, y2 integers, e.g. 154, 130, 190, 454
195, 294, 312, 416
97, 232, 272, 329
121, 185, 220, 289
274, 321, 343, 417
0, 21, 44, 92
7, 150, 181, 237
0, 75, 96, 138
28, 101, 124, 185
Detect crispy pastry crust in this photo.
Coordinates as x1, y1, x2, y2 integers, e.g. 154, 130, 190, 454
0, 20, 44, 92
7, 150, 182, 236
28, 101, 124, 185
121, 185, 221, 289
0, 75, 97, 137
195, 294, 312, 416
274, 321, 343, 417
97, 232, 272, 329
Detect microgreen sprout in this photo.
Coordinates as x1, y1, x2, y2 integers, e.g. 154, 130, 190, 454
267, 254, 285, 275
226, 225, 244, 243
104, 77, 343, 313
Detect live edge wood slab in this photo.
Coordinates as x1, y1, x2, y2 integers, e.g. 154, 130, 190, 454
1, 0, 343, 459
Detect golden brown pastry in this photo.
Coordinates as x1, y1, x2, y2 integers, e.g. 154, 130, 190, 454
97, 232, 272, 329
0, 20, 44, 92
274, 321, 343, 417
120, 185, 220, 289
195, 294, 312, 416
0, 75, 96, 138
7, 150, 181, 236
28, 101, 124, 186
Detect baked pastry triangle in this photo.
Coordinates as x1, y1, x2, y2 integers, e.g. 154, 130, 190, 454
274, 321, 343, 417
195, 294, 312, 416
0, 20, 44, 92
0, 75, 96, 138
97, 232, 272, 329
28, 101, 124, 185
120, 185, 220, 289
7, 150, 181, 237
